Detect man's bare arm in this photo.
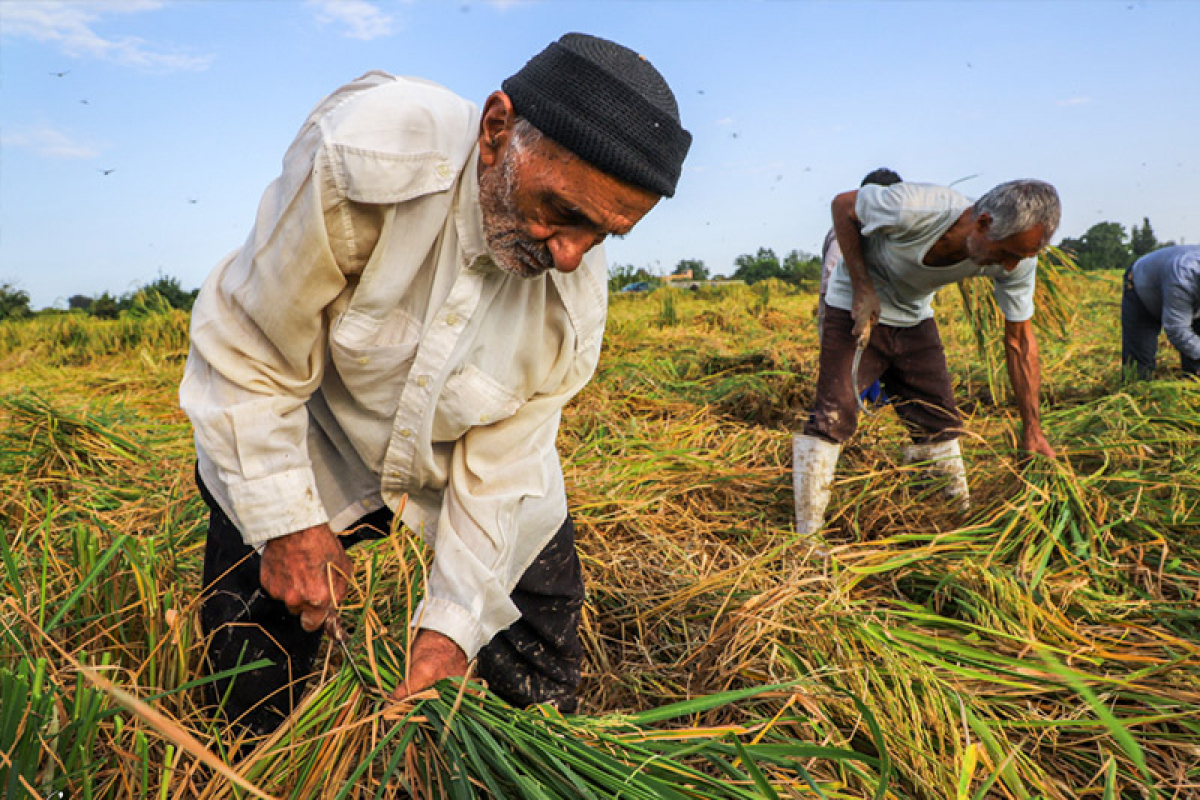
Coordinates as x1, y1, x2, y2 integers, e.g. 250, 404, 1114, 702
1003, 318, 1056, 458
831, 190, 879, 343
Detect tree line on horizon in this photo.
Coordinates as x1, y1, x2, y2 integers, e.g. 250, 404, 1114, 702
1059, 217, 1181, 272
0, 275, 198, 323
0, 217, 1184, 322
614, 216, 1184, 292
609, 249, 824, 292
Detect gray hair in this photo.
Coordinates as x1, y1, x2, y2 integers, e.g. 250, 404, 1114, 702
509, 117, 545, 156
974, 180, 1061, 243
493, 118, 544, 202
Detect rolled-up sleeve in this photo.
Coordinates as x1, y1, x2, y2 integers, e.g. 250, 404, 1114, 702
993, 256, 1038, 322
856, 184, 906, 237
180, 129, 355, 546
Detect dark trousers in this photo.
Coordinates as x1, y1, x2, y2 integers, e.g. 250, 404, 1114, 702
804, 307, 962, 444
1121, 269, 1200, 379
197, 472, 585, 734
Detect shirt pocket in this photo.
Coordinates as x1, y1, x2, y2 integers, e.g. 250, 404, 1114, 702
329, 307, 421, 419
432, 363, 523, 442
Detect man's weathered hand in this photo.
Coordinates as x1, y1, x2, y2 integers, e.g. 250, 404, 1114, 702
1019, 426, 1057, 460
260, 524, 353, 632
390, 629, 468, 701
851, 285, 881, 345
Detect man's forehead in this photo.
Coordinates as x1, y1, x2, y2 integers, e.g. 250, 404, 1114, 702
1005, 224, 1047, 246
524, 146, 657, 231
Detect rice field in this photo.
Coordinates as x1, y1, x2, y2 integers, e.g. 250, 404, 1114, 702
1, 268, 1197, 798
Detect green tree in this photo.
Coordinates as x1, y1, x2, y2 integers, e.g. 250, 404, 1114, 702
0, 282, 32, 321
731, 247, 782, 284
1129, 217, 1158, 259
672, 259, 709, 281
782, 249, 821, 285
68, 294, 92, 311
89, 292, 120, 319
1060, 222, 1133, 271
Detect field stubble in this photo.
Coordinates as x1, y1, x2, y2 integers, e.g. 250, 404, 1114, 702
1, 271, 1197, 798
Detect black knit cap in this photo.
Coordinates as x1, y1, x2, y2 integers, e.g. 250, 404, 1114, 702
501, 33, 692, 197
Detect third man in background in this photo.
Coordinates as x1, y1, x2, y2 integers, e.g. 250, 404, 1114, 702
1121, 244, 1200, 380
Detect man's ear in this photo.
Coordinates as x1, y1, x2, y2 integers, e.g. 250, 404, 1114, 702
975, 211, 993, 234
479, 91, 515, 167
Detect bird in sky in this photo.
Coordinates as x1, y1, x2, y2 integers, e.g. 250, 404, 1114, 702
98, 169, 116, 176
50, 70, 70, 78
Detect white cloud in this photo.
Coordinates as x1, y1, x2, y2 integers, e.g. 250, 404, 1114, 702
308, 0, 396, 41
1057, 96, 1092, 107
2, 125, 100, 159
0, 1, 212, 71
716, 117, 735, 126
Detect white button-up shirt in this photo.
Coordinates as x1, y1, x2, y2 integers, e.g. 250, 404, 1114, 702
179, 72, 608, 659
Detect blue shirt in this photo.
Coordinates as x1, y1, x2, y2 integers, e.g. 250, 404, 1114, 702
1131, 245, 1200, 360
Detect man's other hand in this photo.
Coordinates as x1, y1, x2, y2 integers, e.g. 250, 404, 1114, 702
260, 524, 353, 632
1020, 427, 1057, 460
390, 629, 469, 701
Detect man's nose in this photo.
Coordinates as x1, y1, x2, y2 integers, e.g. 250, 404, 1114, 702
547, 231, 597, 273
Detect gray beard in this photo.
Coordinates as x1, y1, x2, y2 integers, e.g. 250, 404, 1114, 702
479, 148, 555, 278
485, 226, 555, 277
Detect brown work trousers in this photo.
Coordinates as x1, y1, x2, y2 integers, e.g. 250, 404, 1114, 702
804, 307, 962, 444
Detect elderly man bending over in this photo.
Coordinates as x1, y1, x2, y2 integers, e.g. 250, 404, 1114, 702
181, 33, 691, 734
1121, 245, 1200, 380
793, 180, 1061, 539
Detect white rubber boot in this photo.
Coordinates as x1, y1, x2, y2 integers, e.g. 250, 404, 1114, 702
792, 435, 842, 541
903, 439, 969, 510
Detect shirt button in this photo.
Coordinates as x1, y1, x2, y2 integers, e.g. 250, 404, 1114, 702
436, 162, 452, 179
398, 428, 412, 439
445, 313, 460, 326
358, 356, 370, 365
479, 413, 490, 423
415, 375, 429, 387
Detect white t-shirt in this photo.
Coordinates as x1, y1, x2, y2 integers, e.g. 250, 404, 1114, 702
824, 182, 1037, 327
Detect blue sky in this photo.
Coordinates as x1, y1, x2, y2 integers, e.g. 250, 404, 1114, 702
2, 0, 1197, 309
